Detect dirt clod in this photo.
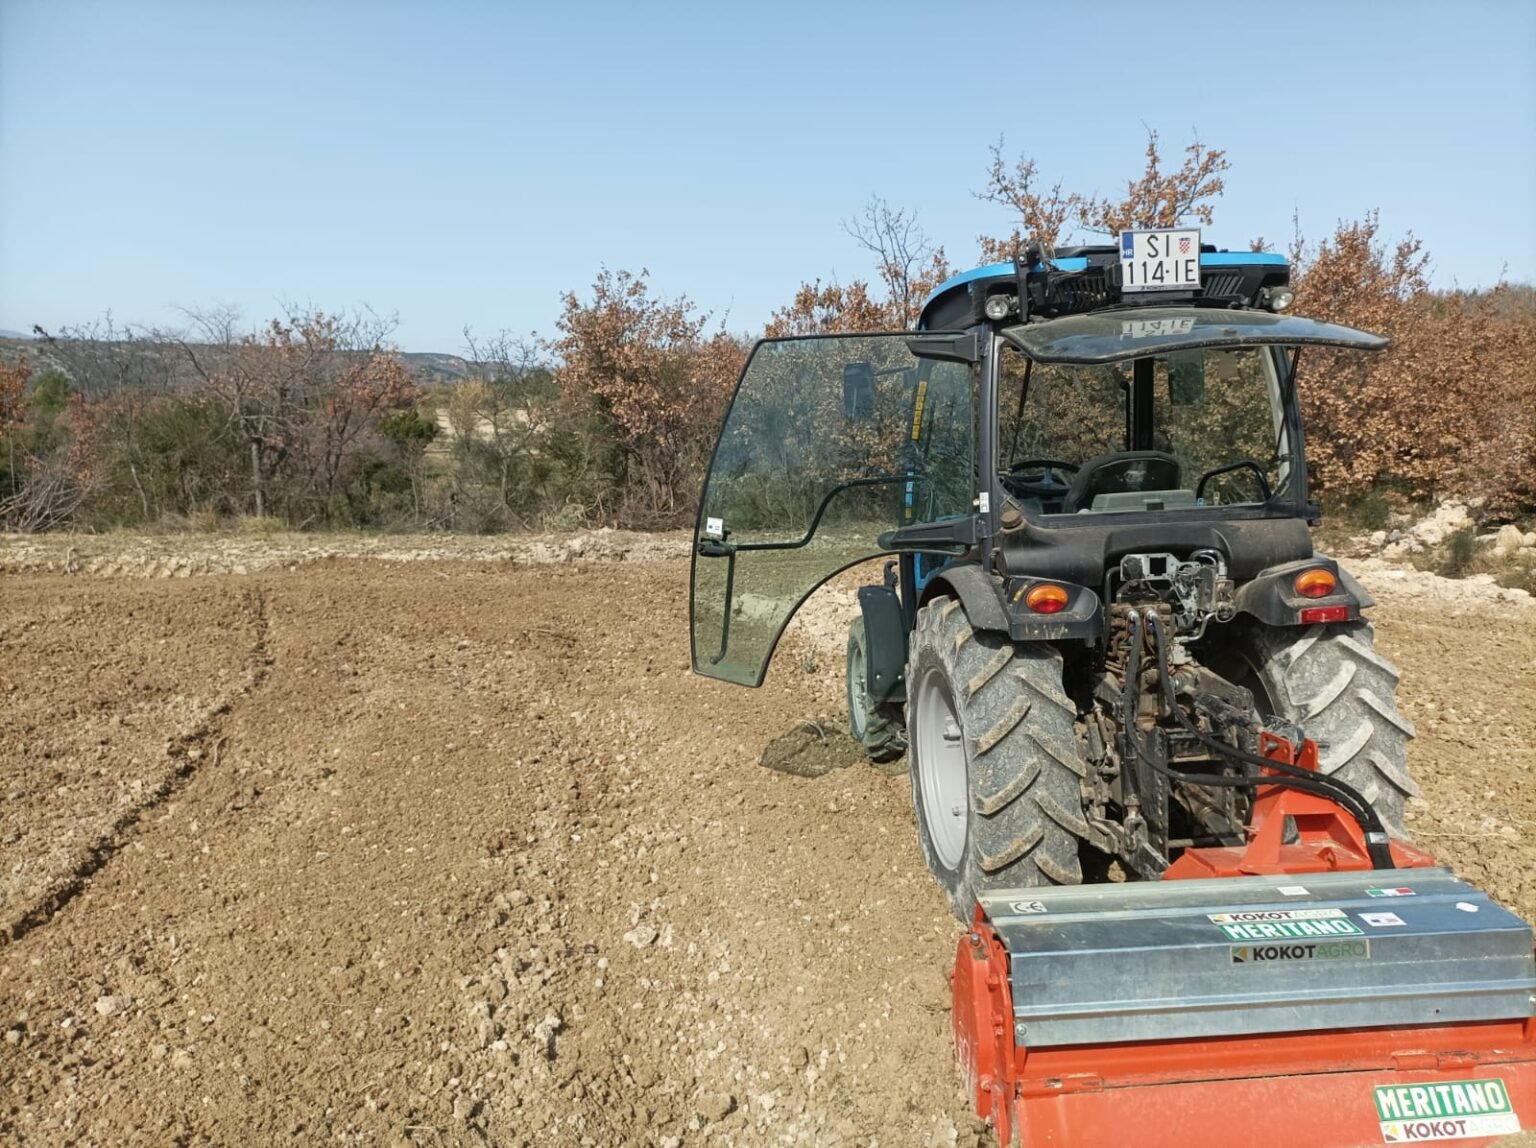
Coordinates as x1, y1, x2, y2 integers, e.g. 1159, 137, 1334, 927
92, 995, 130, 1017
757, 719, 864, 777
697, 1092, 737, 1121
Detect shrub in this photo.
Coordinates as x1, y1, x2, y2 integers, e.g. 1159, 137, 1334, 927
1334, 489, 1395, 531
1438, 527, 1480, 578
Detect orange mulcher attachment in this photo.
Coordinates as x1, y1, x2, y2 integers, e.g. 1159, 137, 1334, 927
952, 733, 1536, 1147
1163, 732, 1439, 879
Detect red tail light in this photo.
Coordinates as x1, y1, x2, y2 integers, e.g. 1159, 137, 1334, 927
1294, 569, 1339, 599
1024, 583, 1070, 614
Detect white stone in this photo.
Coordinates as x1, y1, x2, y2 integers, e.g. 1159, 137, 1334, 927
93, 995, 131, 1017
1492, 523, 1524, 555
1407, 501, 1472, 548
623, 924, 659, 947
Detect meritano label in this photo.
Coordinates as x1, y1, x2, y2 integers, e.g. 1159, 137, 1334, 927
1374, 1078, 1519, 1142
1207, 908, 1364, 941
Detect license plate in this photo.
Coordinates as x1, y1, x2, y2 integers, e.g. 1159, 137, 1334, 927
1120, 228, 1201, 292
1120, 316, 1196, 338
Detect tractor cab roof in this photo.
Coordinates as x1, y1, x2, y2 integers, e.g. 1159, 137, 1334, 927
917, 246, 1292, 331
1001, 306, 1388, 364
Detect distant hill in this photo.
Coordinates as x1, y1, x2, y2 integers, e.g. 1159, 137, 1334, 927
399, 351, 479, 385
0, 337, 68, 376
0, 336, 485, 388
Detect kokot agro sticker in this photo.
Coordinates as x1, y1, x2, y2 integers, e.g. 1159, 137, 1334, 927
1230, 938, 1368, 965
1375, 1078, 1519, 1142
1208, 907, 1363, 941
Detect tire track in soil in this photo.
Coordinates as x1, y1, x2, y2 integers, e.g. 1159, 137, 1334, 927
1, 586, 274, 945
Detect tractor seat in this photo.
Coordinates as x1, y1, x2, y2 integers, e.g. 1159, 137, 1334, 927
1062, 451, 1182, 514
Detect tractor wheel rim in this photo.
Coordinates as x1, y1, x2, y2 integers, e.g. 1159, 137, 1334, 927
848, 657, 868, 739
914, 665, 967, 869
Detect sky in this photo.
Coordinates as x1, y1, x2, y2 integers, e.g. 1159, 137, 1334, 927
2, 0, 1534, 352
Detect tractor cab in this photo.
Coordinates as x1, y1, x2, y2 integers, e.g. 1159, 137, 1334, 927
690, 234, 1383, 688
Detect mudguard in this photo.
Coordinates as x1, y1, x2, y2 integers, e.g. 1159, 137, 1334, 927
919, 562, 1011, 633
922, 562, 1102, 643
1233, 555, 1369, 626
855, 586, 907, 704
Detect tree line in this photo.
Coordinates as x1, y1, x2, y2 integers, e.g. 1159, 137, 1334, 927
2, 131, 1532, 533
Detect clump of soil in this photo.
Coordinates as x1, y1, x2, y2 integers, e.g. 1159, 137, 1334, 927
757, 719, 864, 778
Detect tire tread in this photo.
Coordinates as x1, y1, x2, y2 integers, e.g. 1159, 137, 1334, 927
1247, 619, 1418, 836
907, 599, 1086, 918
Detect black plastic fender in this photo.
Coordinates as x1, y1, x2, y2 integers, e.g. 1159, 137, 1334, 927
919, 562, 1011, 633
855, 586, 908, 704
920, 562, 1102, 643
1232, 554, 1370, 625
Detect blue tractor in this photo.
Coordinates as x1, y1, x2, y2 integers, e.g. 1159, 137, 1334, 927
689, 232, 1419, 919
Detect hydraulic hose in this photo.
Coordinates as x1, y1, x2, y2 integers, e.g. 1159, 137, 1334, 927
1145, 612, 1388, 845
1120, 610, 1394, 869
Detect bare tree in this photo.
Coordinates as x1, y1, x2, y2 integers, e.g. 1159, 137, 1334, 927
172, 305, 413, 521
842, 198, 951, 327
292, 308, 414, 516
977, 129, 1230, 260
976, 143, 1078, 256
31, 313, 180, 397
32, 315, 182, 517
173, 306, 277, 518
446, 329, 558, 528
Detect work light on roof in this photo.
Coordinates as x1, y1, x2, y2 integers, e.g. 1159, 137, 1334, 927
1260, 286, 1296, 312
983, 294, 1017, 321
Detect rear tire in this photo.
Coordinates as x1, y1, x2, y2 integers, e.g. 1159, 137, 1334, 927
906, 598, 1087, 920
845, 617, 907, 764
1239, 620, 1419, 837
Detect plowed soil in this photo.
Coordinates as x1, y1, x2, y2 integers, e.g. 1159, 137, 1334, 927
2, 540, 1533, 1147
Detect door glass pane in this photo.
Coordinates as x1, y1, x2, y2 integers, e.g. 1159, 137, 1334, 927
691, 334, 973, 685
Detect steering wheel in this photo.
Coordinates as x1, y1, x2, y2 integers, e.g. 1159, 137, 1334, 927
1196, 459, 1273, 504
1004, 458, 1079, 500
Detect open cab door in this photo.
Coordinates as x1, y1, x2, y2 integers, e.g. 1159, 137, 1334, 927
691, 333, 976, 686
